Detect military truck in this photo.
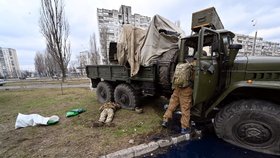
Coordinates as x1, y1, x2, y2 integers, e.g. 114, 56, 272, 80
86, 7, 280, 155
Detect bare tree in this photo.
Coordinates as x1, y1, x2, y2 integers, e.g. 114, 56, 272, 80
174, 20, 181, 28
39, 0, 71, 82
100, 26, 109, 64
44, 49, 60, 77
76, 54, 87, 76
89, 33, 99, 64
68, 60, 77, 76
0, 72, 4, 79
21, 70, 32, 78
34, 51, 46, 77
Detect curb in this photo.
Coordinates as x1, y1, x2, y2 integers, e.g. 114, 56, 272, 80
100, 133, 190, 158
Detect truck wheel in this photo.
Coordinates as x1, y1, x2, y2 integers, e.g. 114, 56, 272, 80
159, 66, 169, 85
158, 49, 178, 85
114, 84, 138, 110
214, 100, 280, 155
96, 81, 113, 103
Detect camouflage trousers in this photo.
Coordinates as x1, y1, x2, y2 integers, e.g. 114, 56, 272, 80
163, 86, 192, 128
99, 108, 114, 123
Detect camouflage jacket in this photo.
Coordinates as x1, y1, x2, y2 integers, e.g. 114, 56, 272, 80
99, 102, 120, 112
172, 60, 195, 89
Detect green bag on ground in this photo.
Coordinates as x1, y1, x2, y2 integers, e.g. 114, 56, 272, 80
66, 108, 86, 117
47, 115, 60, 125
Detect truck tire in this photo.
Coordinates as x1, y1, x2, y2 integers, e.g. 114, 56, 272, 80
159, 66, 169, 85
96, 81, 114, 103
158, 49, 178, 85
214, 100, 280, 155
114, 84, 138, 110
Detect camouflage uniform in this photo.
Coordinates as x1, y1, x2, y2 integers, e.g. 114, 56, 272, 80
163, 60, 195, 129
163, 87, 192, 128
99, 102, 120, 123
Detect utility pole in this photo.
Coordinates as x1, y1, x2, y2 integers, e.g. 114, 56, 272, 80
252, 19, 257, 56
252, 31, 258, 56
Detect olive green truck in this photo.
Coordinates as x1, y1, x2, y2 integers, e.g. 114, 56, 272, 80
86, 7, 280, 155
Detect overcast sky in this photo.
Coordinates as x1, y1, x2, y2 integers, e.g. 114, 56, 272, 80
0, 0, 280, 71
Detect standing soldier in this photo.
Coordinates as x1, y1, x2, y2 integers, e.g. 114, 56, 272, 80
162, 57, 195, 134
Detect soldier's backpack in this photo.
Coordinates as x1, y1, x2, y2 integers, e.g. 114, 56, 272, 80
172, 61, 193, 88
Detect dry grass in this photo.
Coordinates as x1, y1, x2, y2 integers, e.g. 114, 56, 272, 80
0, 87, 167, 157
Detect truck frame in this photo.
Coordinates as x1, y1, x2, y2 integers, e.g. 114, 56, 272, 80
86, 8, 280, 155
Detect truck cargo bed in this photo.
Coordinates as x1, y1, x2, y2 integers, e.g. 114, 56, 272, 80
86, 65, 156, 83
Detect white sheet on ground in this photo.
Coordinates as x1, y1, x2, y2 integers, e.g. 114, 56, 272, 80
15, 113, 59, 129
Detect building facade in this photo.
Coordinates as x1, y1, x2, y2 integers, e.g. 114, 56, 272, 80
97, 5, 151, 63
75, 51, 100, 76
79, 50, 100, 65
0, 47, 20, 78
233, 34, 280, 56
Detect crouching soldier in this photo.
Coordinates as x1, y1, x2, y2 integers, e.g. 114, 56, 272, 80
97, 102, 121, 126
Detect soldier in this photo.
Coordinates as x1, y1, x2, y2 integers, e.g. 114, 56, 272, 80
98, 102, 121, 126
162, 58, 195, 134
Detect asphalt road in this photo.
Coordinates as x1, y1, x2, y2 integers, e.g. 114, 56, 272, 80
153, 132, 279, 158
142, 120, 279, 158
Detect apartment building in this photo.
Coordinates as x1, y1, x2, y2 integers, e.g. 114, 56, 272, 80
233, 34, 280, 56
97, 5, 151, 63
0, 47, 20, 78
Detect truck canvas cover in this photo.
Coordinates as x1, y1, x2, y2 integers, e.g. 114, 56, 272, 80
117, 25, 146, 76
117, 15, 185, 76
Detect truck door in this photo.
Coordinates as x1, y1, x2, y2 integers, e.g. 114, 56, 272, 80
193, 28, 220, 105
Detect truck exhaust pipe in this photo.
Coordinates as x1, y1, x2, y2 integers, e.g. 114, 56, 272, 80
228, 44, 242, 67
178, 39, 186, 63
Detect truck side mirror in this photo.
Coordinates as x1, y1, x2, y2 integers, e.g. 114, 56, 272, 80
228, 44, 242, 67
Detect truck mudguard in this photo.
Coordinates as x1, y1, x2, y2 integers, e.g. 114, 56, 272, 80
205, 81, 280, 116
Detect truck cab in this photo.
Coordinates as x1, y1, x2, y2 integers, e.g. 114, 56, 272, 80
181, 16, 280, 154
189, 17, 280, 157
179, 27, 238, 116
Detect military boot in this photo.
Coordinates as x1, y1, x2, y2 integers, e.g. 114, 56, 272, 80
161, 118, 169, 128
